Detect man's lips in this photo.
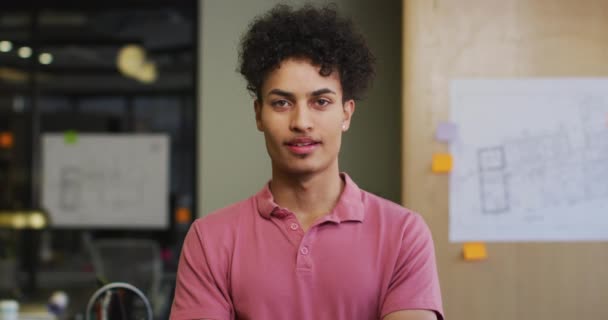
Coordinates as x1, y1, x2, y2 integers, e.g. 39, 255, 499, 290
285, 138, 321, 155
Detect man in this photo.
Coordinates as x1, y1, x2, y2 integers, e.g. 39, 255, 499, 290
170, 4, 443, 320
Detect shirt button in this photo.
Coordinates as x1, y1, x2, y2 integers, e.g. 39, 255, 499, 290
290, 223, 299, 230
300, 246, 309, 255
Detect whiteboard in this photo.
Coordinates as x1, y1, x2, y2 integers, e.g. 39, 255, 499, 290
42, 134, 169, 229
449, 79, 608, 242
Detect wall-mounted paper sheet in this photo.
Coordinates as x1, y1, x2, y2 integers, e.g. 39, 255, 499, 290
42, 134, 169, 229
450, 79, 608, 242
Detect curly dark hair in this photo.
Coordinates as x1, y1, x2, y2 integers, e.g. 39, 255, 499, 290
238, 3, 375, 102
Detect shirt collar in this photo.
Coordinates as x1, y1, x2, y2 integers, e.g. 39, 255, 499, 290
255, 173, 365, 223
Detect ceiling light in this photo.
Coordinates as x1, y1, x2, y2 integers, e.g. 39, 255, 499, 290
134, 62, 158, 84
18, 46, 32, 58
0, 41, 12, 52
117, 44, 146, 77
39, 52, 53, 65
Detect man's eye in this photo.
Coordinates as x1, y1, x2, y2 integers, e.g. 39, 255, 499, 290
271, 100, 289, 108
316, 99, 331, 107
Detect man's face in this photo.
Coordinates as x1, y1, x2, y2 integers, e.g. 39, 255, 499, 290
254, 58, 355, 177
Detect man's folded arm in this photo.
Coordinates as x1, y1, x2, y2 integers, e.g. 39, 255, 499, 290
169, 222, 233, 320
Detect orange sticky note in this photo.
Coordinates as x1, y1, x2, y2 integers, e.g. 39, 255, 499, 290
0, 132, 14, 149
463, 242, 487, 261
175, 207, 192, 224
432, 154, 452, 173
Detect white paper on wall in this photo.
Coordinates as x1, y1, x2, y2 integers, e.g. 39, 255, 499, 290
42, 134, 169, 229
449, 79, 608, 242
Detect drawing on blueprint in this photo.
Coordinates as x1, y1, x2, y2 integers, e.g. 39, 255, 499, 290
449, 79, 608, 242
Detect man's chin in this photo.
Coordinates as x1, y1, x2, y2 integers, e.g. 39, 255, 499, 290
285, 165, 317, 176
276, 162, 320, 176
271, 156, 334, 177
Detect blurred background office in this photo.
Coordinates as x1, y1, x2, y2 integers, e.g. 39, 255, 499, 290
3, 1, 607, 320
0, 0, 198, 318
0, 0, 401, 319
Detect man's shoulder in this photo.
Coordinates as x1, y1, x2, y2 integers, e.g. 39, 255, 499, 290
360, 189, 428, 228
361, 190, 413, 216
359, 190, 435, 257
192, 195, 258, 233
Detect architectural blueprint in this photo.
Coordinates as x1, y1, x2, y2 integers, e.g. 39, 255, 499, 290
449, 79, 608, 242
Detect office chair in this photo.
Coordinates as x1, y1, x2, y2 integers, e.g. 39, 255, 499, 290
88, 239, 163, 316
86, 282, 153, 320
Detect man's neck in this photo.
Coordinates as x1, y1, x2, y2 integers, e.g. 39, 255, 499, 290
270, 166, 344, 229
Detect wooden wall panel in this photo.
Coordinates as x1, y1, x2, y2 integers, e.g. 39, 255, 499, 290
402, 1, 608, 319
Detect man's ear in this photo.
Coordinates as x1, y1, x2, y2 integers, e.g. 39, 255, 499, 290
254, 99, 263, 132
341, 99, 355, 132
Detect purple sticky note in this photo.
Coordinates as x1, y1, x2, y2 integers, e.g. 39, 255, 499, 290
435, 122, 458, 143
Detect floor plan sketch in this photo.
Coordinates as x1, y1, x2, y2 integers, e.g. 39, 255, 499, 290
449, 79, 608, 242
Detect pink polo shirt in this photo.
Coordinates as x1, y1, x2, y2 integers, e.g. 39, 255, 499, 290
170, 174, 443, 320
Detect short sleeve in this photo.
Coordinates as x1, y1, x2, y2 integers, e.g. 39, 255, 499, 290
170, 221, 233, 320
381, 214, 444, 320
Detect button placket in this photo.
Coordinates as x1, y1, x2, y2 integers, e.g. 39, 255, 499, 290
283, 216, 303, 237
270, 209, 304, 249
296, 243, 312, 271
295, 227, 317, 271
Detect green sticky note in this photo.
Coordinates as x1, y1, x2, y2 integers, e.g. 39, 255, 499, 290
64, 130, 78, 144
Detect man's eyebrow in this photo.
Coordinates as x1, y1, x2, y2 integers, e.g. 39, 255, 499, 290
267, 88, 336, 98
267, 89, 295, 99
311, 88, 336, 96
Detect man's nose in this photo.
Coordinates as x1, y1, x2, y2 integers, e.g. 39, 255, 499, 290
290, 103, 313, 132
